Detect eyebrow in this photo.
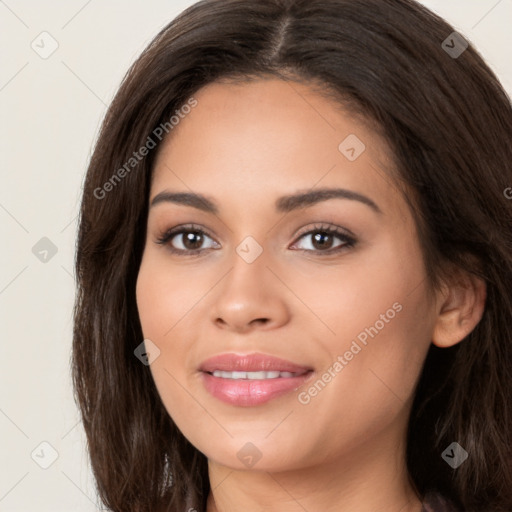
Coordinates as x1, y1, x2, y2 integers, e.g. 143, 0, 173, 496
150, 188, 382, 215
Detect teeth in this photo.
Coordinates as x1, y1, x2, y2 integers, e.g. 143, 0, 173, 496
211, 370, 301, 379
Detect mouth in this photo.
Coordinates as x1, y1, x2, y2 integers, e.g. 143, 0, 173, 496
199, 352, 314, 406
207, 370, 309, 379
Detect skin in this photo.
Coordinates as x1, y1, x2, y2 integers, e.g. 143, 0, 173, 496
135, 78, 486, 512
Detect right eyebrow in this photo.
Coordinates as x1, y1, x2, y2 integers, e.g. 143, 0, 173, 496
150, 191, 219, 214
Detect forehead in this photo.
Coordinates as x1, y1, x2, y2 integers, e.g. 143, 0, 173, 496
150, 78, 405, 219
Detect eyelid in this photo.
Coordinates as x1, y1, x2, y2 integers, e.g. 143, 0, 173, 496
157, 224, 218, 246
292, 222, 356, 241
155, 222, 357, 256
289, 223, 357, 253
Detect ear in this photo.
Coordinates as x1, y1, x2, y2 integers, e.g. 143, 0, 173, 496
431, 271, 487, 348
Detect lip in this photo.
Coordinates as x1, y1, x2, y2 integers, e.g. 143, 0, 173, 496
199, 352, 313, 373
199, 352, 314, 407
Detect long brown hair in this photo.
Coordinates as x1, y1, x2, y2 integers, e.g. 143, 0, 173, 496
72, 0, 512, 510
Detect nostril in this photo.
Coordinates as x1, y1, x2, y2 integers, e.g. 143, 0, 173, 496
251, 318, 269, 326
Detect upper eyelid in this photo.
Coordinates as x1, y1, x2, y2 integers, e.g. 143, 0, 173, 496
158, 223, 355, 249
294, 222, 355, 239
159, 223, 350, 238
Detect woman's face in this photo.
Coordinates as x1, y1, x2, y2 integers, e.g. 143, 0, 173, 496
136, 78, 438, 472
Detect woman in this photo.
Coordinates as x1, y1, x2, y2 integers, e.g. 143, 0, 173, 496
72, 0, 512, 511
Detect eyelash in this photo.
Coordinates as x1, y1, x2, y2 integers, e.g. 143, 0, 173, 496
155, 223, 357, 257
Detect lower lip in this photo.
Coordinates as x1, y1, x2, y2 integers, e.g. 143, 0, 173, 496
201, 371, 313, 406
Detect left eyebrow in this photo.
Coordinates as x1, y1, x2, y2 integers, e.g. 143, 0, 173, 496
275, 187, 382, 215
149, 187, 382, 215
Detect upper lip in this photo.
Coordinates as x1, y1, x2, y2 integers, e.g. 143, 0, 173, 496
199, 353, 313, 374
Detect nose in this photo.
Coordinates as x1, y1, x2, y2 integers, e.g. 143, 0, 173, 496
209, 249, 291, 333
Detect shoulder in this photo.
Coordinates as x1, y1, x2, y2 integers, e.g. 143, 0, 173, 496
421, 491, 461, 512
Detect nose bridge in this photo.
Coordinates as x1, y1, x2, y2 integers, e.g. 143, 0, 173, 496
224, 233, 272, 295
210, 234, 290, 331
234, 233, 267, 267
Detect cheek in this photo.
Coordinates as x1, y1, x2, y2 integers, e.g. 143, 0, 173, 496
308, 229, 432, 388
135, 256, 200, 424
136, 253, 210, 339
135, 255, 191, 394
297, 236, 424, 338
298, 279, 432, 456
135, 252, 213, 383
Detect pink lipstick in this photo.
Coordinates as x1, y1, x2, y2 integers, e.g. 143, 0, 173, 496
199, 353, 313, 406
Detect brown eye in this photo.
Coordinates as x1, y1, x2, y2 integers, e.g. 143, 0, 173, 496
156, 225, 220, 255
179, 231, 205, 250
311, 232, 335, 250
291, 225, 357, 255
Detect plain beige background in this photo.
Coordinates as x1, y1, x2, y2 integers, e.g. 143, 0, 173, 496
1, 1, 511, 510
